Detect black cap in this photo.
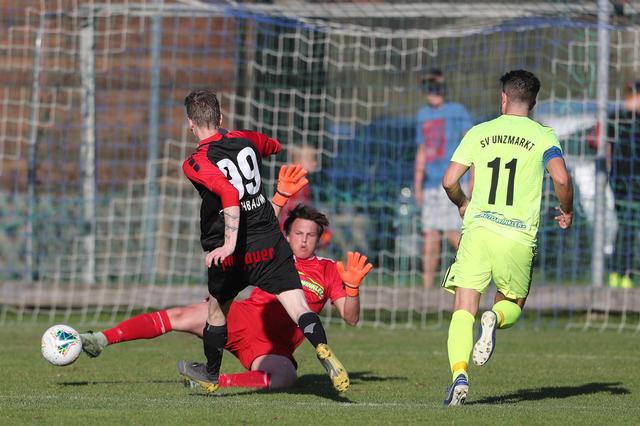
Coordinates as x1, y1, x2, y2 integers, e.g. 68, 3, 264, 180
421, 68, 445, 95
627, 80, 640, 93
422, 68, 444, 82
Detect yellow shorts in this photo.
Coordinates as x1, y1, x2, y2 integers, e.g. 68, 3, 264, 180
441, 226, 536, 300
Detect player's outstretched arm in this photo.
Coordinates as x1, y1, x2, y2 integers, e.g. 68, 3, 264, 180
546, 157, 574, 229
335, 251, 373, 326
271, 164, 309, 216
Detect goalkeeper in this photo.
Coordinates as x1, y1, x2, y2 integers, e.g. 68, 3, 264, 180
80, 167, 372, 390
440, 70, 573, 406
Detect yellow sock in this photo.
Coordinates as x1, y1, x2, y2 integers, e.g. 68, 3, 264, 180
447, 309, 475, 382
492, 300, 522, 329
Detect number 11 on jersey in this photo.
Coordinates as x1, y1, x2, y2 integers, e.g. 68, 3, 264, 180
487, 157, 517, 206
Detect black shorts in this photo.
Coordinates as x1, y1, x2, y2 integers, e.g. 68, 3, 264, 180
207, 232, 302, 304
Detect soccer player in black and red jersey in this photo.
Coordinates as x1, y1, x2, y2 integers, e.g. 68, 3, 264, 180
177, 90, 348, 393
79, 204, 372, 390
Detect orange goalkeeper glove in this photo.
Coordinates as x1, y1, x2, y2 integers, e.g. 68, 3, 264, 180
272, 164, 309, 207
336, 251, 373, 297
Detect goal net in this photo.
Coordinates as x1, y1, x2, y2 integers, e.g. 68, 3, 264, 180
1, 0, 639, 330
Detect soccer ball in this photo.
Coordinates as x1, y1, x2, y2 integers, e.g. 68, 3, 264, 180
41, 324, 82, 366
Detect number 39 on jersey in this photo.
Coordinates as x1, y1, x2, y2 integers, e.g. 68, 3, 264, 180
216, 147, 262, 200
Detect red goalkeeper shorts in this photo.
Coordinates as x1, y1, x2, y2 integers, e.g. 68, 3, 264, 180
225, 300, 299, 370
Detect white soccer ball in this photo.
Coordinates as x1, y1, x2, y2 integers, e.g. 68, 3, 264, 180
41, 324, 82, 366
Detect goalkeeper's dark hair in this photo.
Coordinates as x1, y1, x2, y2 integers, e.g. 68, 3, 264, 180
184, 89, 222, 129
500, 70, 540, 111
283, 204, 330, 237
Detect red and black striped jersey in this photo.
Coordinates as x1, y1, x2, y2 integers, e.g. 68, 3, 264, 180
182, 129, 281, 251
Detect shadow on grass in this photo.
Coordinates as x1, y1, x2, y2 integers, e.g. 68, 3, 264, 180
194, 371, 405, 403
59, 371, 402, 403
468, 382, 630, 405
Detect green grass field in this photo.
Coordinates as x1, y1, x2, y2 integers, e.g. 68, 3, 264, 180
1, 322, 638, 425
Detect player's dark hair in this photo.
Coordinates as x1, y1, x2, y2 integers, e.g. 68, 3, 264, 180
283, 204, 330, 237
500, 70, 540, 110
184, 90, 222, 129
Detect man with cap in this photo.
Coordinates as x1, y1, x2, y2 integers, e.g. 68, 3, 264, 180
414, 69, 473, 288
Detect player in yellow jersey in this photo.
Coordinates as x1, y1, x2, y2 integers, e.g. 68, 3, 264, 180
440, 70, 574, 406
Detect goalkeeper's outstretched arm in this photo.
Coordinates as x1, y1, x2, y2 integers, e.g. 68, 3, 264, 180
271, 164, 309, 216
334, 252, 373, 326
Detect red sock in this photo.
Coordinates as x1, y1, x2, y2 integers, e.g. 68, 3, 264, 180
218, 371, 270, 389
103, 311, 173, 344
